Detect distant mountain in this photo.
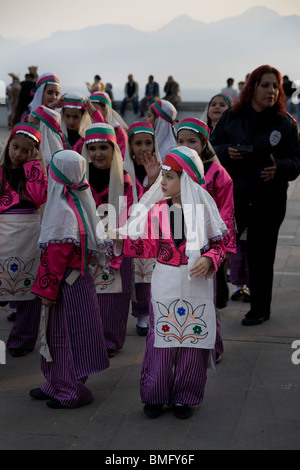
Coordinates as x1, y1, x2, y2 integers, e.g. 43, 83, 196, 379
1, 6, 299, 100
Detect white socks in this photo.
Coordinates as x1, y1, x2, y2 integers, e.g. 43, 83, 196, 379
137, 315, 148, 328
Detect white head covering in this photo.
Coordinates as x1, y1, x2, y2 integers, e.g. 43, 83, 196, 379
60, 92, 92, 139
38, 149, 107, 274
150, 99, 177, 161
90, 91, 128, 130
119, 146, 227, 278
123, 121, 161, 204
30, 105, 64, 166
81, 123, 125, 227
28, 72, 60, 113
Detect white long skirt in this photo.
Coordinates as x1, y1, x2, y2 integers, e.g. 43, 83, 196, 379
0, 213, 41, 301
151, 263, 216, 349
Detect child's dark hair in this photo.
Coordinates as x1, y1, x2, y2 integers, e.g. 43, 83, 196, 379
197, 133, 214, 161
129, 133, 155, 160
0, 135, 37, 199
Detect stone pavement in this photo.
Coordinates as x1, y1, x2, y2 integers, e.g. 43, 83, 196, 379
0, 125, 300, 452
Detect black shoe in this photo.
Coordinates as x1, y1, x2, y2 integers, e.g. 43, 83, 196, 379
107, 349, 116, 358
216, 353, 222, 364
136, 325, 149, 336
46, 399, 65, 409
231, 289, 246, 301
242, 294, 251, 303
9, 348, 33, 357
7, 311, 16, 321
30, 388, 51, 400
173, 404, 192, 419
241, 314, 270, 326
143, 404, 163, 418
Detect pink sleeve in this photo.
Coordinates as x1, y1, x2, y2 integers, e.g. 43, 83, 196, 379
32, 244, 72, 300
121, 209, 159, 259
92, 109, 105, 124
23, 161, 48, 207
115, 126, 128, 158
202, 241, 226, 276
210, 165, 236, 254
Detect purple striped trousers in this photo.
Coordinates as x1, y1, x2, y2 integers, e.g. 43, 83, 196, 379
7, 297, 41, 351
40, 268, 109, 408
131, 282, 151, 319
97, 257, 132, 351
139, 304, 210, 406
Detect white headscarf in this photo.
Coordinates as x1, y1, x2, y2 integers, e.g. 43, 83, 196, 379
28, 73, 60, 113
150, 99, 177, 161
119, 146, 227, 278
30, 105, 64, 166
60, 92, 92, 139
38, 150, 107, 273
81, 123, 125, 227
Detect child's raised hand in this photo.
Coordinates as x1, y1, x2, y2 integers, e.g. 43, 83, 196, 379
86, 98, 97, 116
27, 147, 40, 162
142, 152, 160, 186
48, 93, 66, 110
28, 114, 40, 126
189, 256, 213, 279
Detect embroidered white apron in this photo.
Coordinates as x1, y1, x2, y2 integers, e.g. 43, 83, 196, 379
0, 213, 41, 301
151, 263, 216, 349
89, 258, 122, 294
133, 257, 155, 284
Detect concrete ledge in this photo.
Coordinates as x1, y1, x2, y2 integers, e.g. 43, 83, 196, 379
0, 101, 209, 128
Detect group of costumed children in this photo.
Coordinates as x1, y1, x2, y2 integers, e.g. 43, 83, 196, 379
0, 72, 235, 418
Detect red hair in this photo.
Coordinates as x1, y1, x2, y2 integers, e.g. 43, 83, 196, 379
233, 65, 286, 116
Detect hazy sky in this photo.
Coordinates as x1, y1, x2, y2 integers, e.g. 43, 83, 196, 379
1, 0, 300, 40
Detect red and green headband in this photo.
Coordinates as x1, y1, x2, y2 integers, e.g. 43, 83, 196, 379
36, 74, 60, 89
162, 149, 205, 185
128, 122, 155, 138
212, 93, 232, 107
90, 92, 112, 108
151, 100, 176, 125
178, 118, 210, 141
31, 106, 69, 149
63, 96, 86, 109
9, 122, 42, 147
85, 126, 116, 144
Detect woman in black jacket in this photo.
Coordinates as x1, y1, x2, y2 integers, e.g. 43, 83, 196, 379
210, 65, 300, 325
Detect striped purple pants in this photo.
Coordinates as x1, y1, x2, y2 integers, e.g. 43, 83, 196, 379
40, 268, 109, 408
97, 257, 132, 351
139, 304, 210, 406
7, 297, 41, 351
131, 283, 151, 319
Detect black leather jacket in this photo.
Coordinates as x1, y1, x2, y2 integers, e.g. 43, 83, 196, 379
210, 106, 300, 204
